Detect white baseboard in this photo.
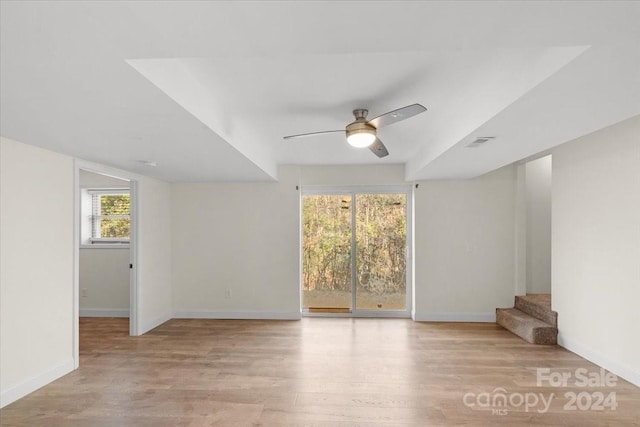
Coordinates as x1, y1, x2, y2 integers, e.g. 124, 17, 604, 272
1, 358, 74, 408
558, 334, 640, 388
413, 311, 496, 322
138, 311, 172, 335
79, 308, 129, 318
173, 310, 302, 320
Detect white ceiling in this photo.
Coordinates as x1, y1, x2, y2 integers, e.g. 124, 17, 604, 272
1, 1, 639, 182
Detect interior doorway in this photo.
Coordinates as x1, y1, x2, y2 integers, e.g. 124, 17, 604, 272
524, 155, 552, 294
78, 170, 131, 319
73, 160, 139, 368
301, 187, 411, 317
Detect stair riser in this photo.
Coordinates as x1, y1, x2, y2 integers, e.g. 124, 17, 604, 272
496, 308, 558, 345
515, 296, 558, 327
531, 328, 559, 345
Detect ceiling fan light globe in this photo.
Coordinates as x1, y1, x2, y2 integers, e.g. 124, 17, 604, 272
345, 121, 377, 148
348, 133, 376, 148
347, 132, 376, 148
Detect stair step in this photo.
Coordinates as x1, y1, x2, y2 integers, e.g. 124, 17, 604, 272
515, 294, 557, 327
496, 308, 557, 345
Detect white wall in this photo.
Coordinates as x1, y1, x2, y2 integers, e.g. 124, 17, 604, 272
172, 163, 518, 322
171, 164, 408, 319
79, 170, 130, 317
514, 163, 527, 296
79, 249, 130, 317
525, 155, 552, 293
413, 165, 517, 321
79, 169, 129, 187
0, 137, 75, 407
171, 166, 301, 318
299, 164, 406, 186
552, 115, 640, 387
137, 176, 173, 333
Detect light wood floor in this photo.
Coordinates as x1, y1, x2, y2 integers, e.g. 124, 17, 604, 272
1, 318, 639, 426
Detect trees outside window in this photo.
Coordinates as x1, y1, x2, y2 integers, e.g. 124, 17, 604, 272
92, 192, 130, 241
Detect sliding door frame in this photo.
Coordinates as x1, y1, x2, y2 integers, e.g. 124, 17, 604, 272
300, 185, 413, 318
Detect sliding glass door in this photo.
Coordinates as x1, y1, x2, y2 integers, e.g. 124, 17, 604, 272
302, 188, 410, 316
302, 194, 353, 313
354, 193, 407, 311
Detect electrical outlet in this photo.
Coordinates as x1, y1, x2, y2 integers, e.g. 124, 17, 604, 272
81, 288, 88, 297
224, 289, 232, 299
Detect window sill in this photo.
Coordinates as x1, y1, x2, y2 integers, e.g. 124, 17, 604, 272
80, 243, 130, 249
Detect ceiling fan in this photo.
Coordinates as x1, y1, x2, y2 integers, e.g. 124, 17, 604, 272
283, 103, 427, 158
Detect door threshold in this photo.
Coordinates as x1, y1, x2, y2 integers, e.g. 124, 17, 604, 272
302, 310, 411, 319
307, 307, 351, 314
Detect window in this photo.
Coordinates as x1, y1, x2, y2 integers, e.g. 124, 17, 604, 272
85, 189, 130, 244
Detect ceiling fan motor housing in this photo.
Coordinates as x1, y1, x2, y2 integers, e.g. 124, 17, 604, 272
352, 108, 369, 121
346, 121, 376, 138
347, 109, 376, 139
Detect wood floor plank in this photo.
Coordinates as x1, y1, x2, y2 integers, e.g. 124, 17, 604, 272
1, 317, 638, 426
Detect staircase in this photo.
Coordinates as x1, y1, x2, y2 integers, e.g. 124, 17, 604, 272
496, 294, 558, 345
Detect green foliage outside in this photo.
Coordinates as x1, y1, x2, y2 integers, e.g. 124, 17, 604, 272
99, 194, 130, 238
303, 194, 406, 295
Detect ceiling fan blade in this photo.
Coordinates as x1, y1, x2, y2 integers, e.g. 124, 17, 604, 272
283, 130, 343, 140
369, 137, 389, 158
367, 103, 427, 129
